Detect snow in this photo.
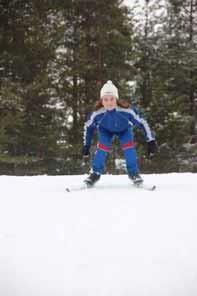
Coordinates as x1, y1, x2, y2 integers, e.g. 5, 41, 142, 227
0, 173, 197, 296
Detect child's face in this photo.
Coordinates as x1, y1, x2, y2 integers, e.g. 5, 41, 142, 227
101, 95, 117, 110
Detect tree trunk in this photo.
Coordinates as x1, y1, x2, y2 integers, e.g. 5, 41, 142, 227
189, 0, 196, 135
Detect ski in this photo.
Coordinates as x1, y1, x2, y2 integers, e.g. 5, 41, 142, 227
133, 183, 156, 191
65, 183, 90, 192
65, 182, 156, 192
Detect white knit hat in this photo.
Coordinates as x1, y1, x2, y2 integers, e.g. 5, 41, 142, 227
100, 80, 119, 99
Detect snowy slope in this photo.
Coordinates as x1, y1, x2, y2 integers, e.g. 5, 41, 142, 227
0, 173, 197, 296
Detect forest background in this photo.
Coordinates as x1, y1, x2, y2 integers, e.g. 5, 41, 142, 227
0, 0, 197, 175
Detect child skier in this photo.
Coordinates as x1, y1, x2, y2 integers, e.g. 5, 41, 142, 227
82, 80, 156, 187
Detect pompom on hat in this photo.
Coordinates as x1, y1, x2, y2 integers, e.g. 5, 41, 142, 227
100, 80, 119, 99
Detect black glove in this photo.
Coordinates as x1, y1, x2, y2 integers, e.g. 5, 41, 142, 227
147, 140, 157, 157
82, 145, 90, 158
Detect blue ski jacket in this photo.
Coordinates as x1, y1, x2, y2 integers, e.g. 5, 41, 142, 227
83, 106, 155, 147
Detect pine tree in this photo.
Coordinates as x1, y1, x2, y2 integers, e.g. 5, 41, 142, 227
128, 0, 197, 172
0, 0, 62, 174
56, 0, 134, 174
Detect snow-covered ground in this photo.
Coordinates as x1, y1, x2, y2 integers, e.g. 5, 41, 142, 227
0, 173, 197, 296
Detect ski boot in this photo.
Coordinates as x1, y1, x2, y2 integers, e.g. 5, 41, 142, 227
84, 172, 101, 187
129, 173, 143, 186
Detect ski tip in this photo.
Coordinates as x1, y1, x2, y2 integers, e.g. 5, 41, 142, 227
151, 185, 156, 191
134, 183, 156, 191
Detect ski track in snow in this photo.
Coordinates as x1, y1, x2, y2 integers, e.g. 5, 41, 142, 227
0, 173, 197, 296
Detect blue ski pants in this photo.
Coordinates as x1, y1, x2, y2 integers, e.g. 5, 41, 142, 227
92, 128, 139, 175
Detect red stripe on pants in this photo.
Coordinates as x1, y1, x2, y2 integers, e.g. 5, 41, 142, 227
97, 143, 110, 152
121, 141, 135, 150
